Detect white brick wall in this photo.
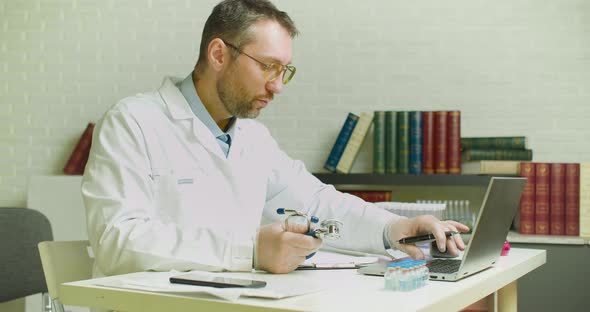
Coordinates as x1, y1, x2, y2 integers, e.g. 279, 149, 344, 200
1, 0, 589, 208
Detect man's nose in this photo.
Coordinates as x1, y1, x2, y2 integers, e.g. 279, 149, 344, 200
266, 77, 284, 94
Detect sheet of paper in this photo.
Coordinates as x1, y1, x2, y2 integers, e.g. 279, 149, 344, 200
93, 271, 324, 302
301, 250, 380, 268
95, 272, 242, 301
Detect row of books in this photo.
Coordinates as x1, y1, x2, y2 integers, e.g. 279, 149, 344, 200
322, 111, 464, 174
373, 110, 461, 174
341, 190, 392, 202
462, 160, 589, 237
461, 136, 533, 161
63, 123, 95, 175
518, 162, 582, 236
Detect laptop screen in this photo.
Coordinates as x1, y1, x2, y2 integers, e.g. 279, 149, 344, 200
455, 177, 526, 279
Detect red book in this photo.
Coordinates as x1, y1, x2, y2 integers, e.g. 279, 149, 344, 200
433, 111, 448, 174
549, 163, 566, 235
342, 190, 392, 203
63, 123, 95, 175
446, 111, 461, 174
518, 162, 536, 234
565, 163, 580, 235
422, 111, 435, 175
534, 163, 551, 235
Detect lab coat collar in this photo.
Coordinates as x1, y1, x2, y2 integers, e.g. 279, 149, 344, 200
158, 76, 228, 160
159, 76, 194, 120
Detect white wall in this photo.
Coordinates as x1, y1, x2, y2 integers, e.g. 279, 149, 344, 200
1, 0, 589, 208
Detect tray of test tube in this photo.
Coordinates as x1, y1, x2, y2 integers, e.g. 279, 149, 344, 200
384, 259, 429, 292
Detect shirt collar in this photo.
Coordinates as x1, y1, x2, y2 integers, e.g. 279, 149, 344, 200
178, 73, 236, 138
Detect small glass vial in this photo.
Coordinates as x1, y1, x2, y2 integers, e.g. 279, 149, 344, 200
384, 264, 399, 291
399, 265, 411, 292
420, 260, 429, 288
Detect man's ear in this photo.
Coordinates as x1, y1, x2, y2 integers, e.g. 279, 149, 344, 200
208, 38, 227, 72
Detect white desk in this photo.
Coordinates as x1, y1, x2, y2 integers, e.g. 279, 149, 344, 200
60, 248, 545, 312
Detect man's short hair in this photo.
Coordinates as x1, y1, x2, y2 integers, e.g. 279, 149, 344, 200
196, 0, 298, 70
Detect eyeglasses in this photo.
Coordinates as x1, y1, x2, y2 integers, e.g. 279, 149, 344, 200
223, 41, 296, 85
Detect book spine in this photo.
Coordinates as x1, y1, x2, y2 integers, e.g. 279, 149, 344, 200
78, 123, 95, 174
422, 111, 435, 175
549, 163, 566, 235
565, 163, 580, 236
396, 111, 410, 174
343, 190, 392, 202
433, 111, 448, 174
385, 111, 397, 174
373, 111, 386, 174
534, 163, 551, 235
323, 113, 359, 173
460, 136, 526, 150
336, 113, 374, 174
461, 149, 533, 161
579, 163, 590, 237
462, 160, 521, 175
447, 110, 461, 174
409, 111, 423, 175
63, 123, 95, 175
518, 162, 536, 234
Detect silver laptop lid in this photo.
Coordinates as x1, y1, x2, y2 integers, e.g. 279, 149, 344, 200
453, 177, 526, 280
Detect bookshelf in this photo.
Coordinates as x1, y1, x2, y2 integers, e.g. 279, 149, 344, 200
313, 173, 491, 186
507, 231, 587, 245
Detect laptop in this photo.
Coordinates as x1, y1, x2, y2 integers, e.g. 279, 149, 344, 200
358, 177, 526, 282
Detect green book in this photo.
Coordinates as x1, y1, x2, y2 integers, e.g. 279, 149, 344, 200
373, 111, 386, 174
460, 136, 526, 150
385, 111, 397, 174
461, 148, 533, 161
396, 111, 410, 174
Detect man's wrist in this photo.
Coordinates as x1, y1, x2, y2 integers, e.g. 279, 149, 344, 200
383, 220, 395, 249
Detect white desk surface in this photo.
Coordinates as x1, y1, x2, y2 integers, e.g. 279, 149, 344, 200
60, 248, 545, 312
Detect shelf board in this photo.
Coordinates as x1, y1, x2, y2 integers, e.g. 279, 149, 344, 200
507, 231, 587, 245
313, 173, 492, 186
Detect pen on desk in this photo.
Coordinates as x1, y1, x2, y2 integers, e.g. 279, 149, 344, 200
398, 231, 458, 244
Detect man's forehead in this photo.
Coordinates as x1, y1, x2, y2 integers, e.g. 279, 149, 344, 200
244, 20, 293, 64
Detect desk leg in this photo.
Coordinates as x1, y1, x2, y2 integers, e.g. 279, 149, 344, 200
494, 281, 517, 312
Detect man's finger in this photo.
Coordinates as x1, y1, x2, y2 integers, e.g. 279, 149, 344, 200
397, 244, 425, 260
445, 220, 470, 232
445, 238, 459, 256
453, 232, 466, 250
282, 231, 323, 250
284, 220, 309, 233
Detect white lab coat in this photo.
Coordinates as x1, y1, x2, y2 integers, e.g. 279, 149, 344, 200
82, 76, 401, 276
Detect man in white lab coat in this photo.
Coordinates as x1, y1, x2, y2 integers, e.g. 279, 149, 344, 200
82, 0, 468, 276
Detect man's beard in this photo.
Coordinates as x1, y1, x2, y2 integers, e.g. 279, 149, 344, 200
217, 70, 260, 119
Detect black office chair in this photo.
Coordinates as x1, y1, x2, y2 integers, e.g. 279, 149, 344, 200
0, 207, 53, 311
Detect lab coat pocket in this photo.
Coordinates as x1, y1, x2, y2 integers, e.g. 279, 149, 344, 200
174, 169, 203, 200
151, 167, 206, 223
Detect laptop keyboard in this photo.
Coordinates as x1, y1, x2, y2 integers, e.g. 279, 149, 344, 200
427, 259, 462, 273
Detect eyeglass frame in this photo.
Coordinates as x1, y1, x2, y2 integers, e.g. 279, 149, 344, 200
222, 40, 296, 85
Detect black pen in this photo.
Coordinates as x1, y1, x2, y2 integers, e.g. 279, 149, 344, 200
398, 231, 459, 244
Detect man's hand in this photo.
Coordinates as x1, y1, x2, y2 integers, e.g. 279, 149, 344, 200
388, 215, 470, 259
255, 221, 323, 274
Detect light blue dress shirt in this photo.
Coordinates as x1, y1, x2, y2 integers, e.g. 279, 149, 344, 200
177, 73, 235, 158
